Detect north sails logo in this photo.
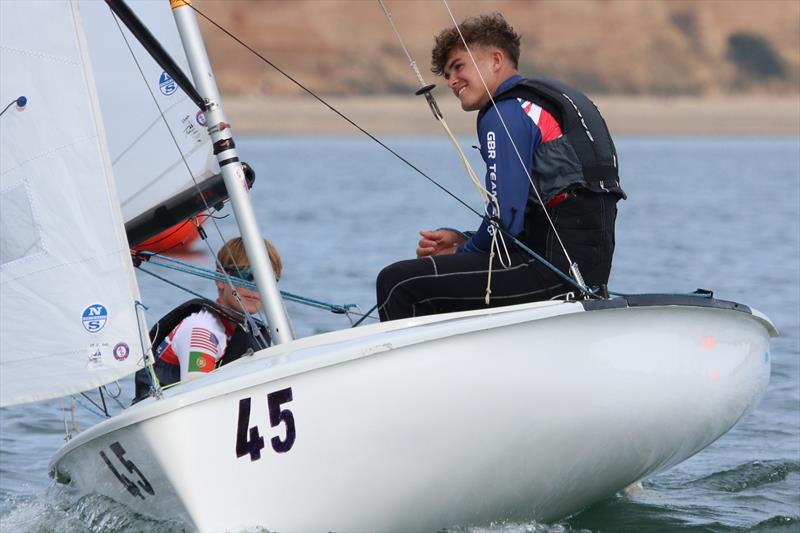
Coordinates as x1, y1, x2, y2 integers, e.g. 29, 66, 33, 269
82, 304, 108, 333
159, 72, 177, 96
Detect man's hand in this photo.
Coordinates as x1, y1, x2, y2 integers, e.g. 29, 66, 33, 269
416, 229, 466, 258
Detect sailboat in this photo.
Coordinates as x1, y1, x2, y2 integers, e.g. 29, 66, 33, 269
0, 0, 777, 531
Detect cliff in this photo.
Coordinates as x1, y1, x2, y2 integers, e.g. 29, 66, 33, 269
194, 0, 800, 97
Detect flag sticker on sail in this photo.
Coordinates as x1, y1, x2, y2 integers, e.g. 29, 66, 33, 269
113, 342, 130, 361
188, 352, 215, 373
196, 110, 207, 126
159, 72, 177, 96
82, 304, 109, 333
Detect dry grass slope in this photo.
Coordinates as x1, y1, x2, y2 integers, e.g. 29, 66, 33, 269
190, 0, 799, 135
195, 0, 799, 97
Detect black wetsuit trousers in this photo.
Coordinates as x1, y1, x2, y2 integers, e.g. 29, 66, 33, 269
376, 191, 617, 322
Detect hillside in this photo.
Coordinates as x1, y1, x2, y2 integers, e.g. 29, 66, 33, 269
193, 0, 800, 97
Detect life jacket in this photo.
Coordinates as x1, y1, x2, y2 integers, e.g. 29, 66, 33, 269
478, 77, 626, 204
132, 298, 269, 403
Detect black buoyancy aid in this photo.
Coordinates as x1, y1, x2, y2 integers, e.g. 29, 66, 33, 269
480, 77, 626, 202
133, 298, 269, 403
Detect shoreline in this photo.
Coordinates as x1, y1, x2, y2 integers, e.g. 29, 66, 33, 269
224, 94, 800, 136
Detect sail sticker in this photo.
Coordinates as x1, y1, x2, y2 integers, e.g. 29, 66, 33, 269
113, 342, 130, 361
196, 110, 207, 126
158, 72, 177, 96
82, 304, 108, 333
87, 342, 109, 369
181, 115, 202, 143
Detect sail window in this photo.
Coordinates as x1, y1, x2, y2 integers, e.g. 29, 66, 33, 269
0, 182, 42, 264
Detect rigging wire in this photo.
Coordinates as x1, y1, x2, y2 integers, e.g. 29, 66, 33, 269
135, 255, 375, 321
79, 390, 110, 418
440, 0, 586, 291
134, 299, 161, 397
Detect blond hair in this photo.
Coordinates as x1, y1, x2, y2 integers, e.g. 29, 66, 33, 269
217, 237, 282, 280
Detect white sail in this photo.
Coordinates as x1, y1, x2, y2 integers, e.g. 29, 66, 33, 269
78, 0, 217, 223
0, 0, 147, 406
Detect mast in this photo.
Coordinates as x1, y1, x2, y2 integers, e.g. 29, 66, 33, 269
168, 0, 294, 344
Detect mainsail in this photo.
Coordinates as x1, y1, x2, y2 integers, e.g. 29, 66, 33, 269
78, 0, 217, 223
0, 0, 148, 406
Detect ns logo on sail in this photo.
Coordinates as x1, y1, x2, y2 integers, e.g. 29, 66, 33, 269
81, 304, 108, 333
159, 72, 177, 96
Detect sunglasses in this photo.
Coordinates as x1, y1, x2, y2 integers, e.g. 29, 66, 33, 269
224, 266, 255, 282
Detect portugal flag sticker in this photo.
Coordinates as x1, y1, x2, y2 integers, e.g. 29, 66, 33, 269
189, 351, 216, 373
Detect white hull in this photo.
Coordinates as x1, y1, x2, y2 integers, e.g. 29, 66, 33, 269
51, 297, 775, 532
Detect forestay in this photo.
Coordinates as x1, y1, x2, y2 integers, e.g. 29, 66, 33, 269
0, 0, 147, 406
78, 0, 217, 223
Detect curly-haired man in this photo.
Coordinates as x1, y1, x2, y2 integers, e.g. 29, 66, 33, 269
376, 13, 625, 321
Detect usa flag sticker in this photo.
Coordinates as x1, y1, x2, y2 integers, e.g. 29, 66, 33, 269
190, 328, 219, 355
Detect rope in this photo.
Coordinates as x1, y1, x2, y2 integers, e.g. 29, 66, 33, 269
102, 382, 128, 410
352, 303, 379, 327
135, 252, 366, 317
0, 96, 26, 118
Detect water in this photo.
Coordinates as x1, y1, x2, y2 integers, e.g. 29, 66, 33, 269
1, 135, 798, 532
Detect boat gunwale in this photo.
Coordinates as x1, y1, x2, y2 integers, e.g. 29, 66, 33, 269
48, 293, 775, 476
581, 293, 778, 335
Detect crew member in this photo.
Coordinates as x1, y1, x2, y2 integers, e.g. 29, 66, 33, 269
376, 13, 625, 321
133, 237, 281, 402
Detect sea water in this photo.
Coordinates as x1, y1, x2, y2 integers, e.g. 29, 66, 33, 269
1, 136, 798, 532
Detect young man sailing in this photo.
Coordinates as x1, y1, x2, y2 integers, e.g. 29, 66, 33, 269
376, 13, 625, 321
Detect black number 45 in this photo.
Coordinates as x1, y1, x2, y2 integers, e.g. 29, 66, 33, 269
236, 387, 296, 461
99, 442, 154, 499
